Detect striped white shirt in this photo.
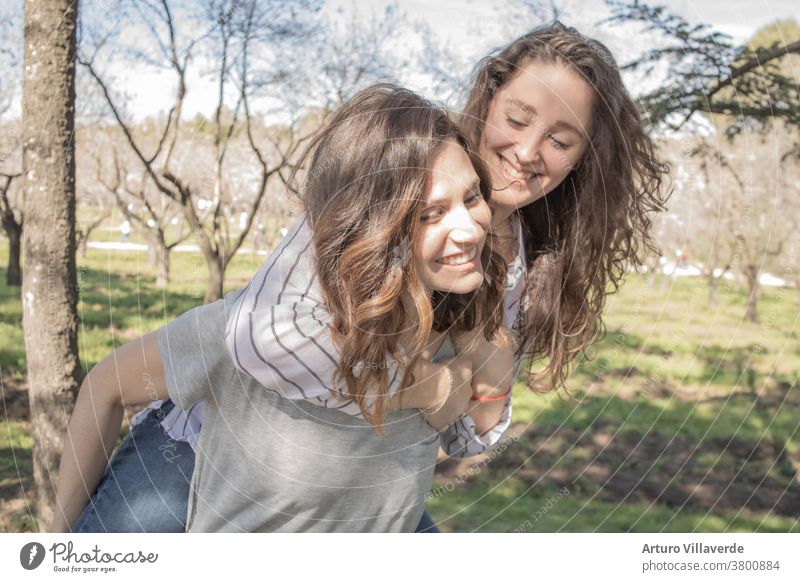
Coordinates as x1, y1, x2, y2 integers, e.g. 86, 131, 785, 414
136, 215, 527, 458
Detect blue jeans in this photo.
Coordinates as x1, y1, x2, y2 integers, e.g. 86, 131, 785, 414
74, 400, 440, 533
73, 400, 194, 532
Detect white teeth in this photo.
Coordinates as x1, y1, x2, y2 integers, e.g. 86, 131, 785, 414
500, 156, 536, 181
439, 247, 477, 266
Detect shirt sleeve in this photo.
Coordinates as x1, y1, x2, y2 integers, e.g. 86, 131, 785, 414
159, 297, 235, 411
224, 218, 405, 418
438, 396, 512, 458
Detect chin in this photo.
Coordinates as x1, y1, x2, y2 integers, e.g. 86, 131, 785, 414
491, 177, 548, 209
430, 274, 484, 295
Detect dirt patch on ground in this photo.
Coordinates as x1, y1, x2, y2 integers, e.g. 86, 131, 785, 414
1, 375, 29, 422
436, 421, 800, 518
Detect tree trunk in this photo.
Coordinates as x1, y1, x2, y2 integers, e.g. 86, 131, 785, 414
4, 219, 23, 286
146, 231, 170, 289
157, 246, 170, 289
205, 254, 224, 303
708, 272, 719, 310
76, 232, 88, 258
147, 238, 159, 268
21, 0, 82, 530
744, 265, 760, 323
1, 176, 23, 286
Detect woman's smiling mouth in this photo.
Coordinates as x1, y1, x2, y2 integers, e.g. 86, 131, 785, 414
437, 246, 478, 267
499, 154, 540, 182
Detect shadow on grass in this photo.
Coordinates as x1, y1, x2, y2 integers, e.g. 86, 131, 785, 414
0, 263, 207, 372
696, 343, 767, 390
431, 391, 800, 532
77, 265, 204, 330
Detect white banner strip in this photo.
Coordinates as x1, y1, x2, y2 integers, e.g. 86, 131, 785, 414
2, 533, 798, 581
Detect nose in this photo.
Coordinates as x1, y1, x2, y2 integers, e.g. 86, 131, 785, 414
516, 126, 546, 166
443, 205, 483, 244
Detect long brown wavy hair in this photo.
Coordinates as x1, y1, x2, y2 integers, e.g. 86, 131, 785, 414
461, 22, 670, 394
300, 84, 507, 428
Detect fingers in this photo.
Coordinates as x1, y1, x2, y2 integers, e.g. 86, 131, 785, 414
421, 356, 473, 432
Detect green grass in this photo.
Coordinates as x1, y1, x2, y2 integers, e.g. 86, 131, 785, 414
0, 235, 263, 372
425, 274, 800, 531
1, 239, 798, 532
509, 389, 799, 450
428, 479, 798, 532
0, 421, 37, 532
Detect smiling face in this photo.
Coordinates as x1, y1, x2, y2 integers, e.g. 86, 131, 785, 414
413, 140, 492, 295
480, 59, 594, 223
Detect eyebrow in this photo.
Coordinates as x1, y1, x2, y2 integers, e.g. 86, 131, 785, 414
506, 97, 583, 137
424, 178, 481, 204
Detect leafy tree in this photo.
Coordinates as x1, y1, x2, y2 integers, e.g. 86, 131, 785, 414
607, 1, 800, 137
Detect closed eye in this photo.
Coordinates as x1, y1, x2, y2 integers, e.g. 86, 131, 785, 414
548, 134, 569, 149
465, 191, 484, 205
420, 207, 444, 223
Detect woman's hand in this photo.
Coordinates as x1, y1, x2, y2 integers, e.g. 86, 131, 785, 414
420, 355, 473, 432
453, 325, 516, 398
450, 325, 516, 437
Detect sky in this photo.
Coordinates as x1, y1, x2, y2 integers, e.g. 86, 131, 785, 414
1, 0, 797, 121
133, 0, 800, 119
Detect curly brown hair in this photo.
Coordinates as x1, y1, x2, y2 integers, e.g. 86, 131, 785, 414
301, 84, 507, 428
460, 22, 670, 394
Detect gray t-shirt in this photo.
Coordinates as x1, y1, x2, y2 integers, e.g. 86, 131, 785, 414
158, 292, 452, 532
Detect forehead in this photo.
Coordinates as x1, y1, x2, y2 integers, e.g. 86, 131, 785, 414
495, 59, 594, 133
425, 141, 479, 201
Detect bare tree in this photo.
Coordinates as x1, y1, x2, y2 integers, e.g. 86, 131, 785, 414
0, 169, 23, 286
21, 0, 82, 529
268, 4, 415, 198
75, 210, 109, 258
287, 4, 409, 110
689, 130, 799, 322
96, 147, 189, 287
418, 0, 563, 106
1, 6, 24, 286
79, 0, 318, 301
657, 136, 739, 308
691, 143, 738, 310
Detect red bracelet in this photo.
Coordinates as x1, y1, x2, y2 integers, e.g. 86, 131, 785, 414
470, 386, 512, 402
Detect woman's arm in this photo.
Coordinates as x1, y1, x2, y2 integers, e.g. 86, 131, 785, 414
50, 331, 169, 532
454, 326, 516, 436
397, 356, 473, 432
228, 296, 470, 422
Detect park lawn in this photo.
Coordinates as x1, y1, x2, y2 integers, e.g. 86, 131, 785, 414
0, 242, 259, 532
427, 275, 799, 532
0, 420, 36, 532
427, 475, 798, 532
1, 240, 798, 532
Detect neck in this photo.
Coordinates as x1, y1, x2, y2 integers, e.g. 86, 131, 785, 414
491, 204, 516, 228
489, 205, 519, 262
